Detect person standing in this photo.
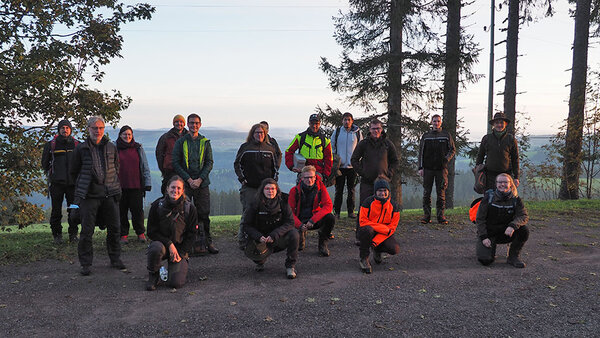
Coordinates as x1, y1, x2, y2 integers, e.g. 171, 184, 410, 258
284, 114, 333, 179
71, 116, 125, 276
476, 112, 520, 191
418, 114, 455, 224
172, 113, 218, 255
116, 126, 152, 244
330, 112, 362, 219
259, 121, 282, 169
155, 114, 188, 194
234, 123, 280, 249
41, 119, 79, 244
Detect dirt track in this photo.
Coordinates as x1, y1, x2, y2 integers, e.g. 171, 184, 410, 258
1, 213, 599, 337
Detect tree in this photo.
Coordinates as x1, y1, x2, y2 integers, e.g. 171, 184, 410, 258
0, 1, 154, 227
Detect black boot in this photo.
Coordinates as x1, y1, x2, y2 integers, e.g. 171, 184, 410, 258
437, 209, 448, 224
421, 204, 432, 224
298, 230, 306, 251
318, 236, 330, 257
507, 240, 526, 268
146, 272, 159, 291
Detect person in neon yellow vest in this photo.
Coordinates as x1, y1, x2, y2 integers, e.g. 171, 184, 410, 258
284, 114, 333, 178
172, 114, 218, 255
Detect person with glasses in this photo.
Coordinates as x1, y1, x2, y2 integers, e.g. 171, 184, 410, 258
234, 123, 280, 250
288, 165, 335, 257
476, 173, 529, 268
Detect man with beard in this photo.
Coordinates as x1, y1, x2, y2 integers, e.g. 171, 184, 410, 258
156, 114, 188, 194
285, 114, 333, 179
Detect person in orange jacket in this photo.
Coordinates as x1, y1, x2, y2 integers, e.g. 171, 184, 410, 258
357, 178, 400, 273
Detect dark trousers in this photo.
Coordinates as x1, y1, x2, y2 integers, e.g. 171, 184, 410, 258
334, 168, 357, 215
476, 225, 529, 264
160, 171, 177, 195
237, 185, 258, 242
422, 168, 448, 219
308, 213, 336, 239
78, 196, 121, 267
251, 230, 299, 268
357, 225, 400, 259
185, 184, 212, 245
119, 188, 145, 237
49, 183, 78, 238
356, 180, 375, 239
147, 241, 189, 288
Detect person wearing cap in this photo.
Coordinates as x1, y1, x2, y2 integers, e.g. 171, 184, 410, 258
242, 178, 299, 279
115, 125, 152, 244
156, 114, 189, 194
172, 113, 218, 255
417, 114, 455, 224
41, 119, 80, 244
357, 179, 400, 274
330, 112, 362, 219
284, 114, 333, 178
476, 112, 520, 191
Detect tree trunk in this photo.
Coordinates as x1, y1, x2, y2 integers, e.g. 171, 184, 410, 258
559, 0, 591, 200
442, 0, 461, 209
504, 0, 519, 134
388, 0, 405, 208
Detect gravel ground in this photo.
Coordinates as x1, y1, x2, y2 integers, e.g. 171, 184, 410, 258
1, 212, 599, 337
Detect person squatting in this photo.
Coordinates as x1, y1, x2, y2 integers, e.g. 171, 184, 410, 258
46, 113, 529, 289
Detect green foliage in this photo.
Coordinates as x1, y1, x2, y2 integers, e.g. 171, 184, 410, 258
0, 1, 154, 227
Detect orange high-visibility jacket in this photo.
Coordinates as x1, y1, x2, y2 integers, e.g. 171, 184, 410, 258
359, 196, 400, 246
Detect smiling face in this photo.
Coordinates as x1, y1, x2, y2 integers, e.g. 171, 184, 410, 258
309, 120, 321, 133
173, 119, 185, 132
263, 183, 277, 199
88, 120, 105, 144
493, 119, 507, 132
253, 127, 266, 143
167, 179, 184, 200
431, 116, 442, 131
496, 176, 511, 194
120, 129, 133, 143
301, 170, 316, 187
369, 123, 383, 139
188, 117, 201, 135
376, 188, 389, 199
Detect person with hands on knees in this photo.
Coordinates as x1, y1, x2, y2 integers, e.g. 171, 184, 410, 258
476, 173, 529, 268
242, 178, 299, 279
357, 179, 400, 274
146, 176, 197, 290
288, 165, 335, 257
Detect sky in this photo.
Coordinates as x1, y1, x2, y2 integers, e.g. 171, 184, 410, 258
92, 0, 599, 140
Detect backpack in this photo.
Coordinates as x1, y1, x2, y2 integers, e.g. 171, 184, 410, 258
472, 164, 486, 194
49, 136, 79, 176
469, 190, 517, 223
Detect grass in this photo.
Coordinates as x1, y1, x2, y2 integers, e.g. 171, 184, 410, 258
2, 199, 599, 266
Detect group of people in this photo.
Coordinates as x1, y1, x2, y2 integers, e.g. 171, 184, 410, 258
40, 110, 529, 290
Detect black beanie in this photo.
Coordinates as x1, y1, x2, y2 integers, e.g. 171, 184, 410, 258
373, 179, 390, 192
57, 119, 72, 132
119, 125, 133, 136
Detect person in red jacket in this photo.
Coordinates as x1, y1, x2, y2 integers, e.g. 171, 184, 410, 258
288, 165, 335, 257
357, 179, 400, 274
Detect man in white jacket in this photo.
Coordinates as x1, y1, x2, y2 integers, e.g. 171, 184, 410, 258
330, 112, 363, 219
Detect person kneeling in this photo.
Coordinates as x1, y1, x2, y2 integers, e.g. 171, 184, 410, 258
357, 179, 400, 274
146, 176, 198, 290
476, 173, 529, 268
243, 178, 299, 279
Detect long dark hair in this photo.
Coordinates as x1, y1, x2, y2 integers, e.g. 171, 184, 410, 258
256, 178, 280, 202
166, 175, 186, 200
246, 123, 268, 143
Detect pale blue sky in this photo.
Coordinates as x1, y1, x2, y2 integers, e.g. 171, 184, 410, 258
94, 0, 599, 140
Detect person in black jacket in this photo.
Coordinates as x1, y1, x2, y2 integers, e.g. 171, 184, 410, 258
71, 116, 125, 276
234, 123, 280, 249
418, 114, 455, 224
476, 173, 529, 268
41, 119, 79, 244
146, 175, 198, 290
476, 112, 520, 191
242, 178, 299, 279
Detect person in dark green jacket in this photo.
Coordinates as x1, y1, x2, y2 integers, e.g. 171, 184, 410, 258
172, 113, 218, 255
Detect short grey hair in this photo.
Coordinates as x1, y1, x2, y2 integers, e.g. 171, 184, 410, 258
87, 116, 105, 127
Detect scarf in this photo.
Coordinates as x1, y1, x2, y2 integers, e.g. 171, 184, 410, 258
116, 137, 137, 150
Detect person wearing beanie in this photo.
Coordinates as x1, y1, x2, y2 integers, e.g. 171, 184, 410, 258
41, 119, 80, 244
156, 114, 188, 194
115, 125, 152, 244
357, 178, 400, 274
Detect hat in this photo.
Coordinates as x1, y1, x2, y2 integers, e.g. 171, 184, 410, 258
173, 114, 186, 125
309, 114, 320, 123
57, 119, 72, 132
489, 112, 510, 125
244, 240, 272, 261
119, 125, 132, 136
374, 179, 390, 192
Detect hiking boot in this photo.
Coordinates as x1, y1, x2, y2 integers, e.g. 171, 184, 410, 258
507, 239, 526, 268
80, 266, 91, 276
286, 267, 297, 279
298, 230, 306, 251
373, 250, 382, 264
420, 216, 431, 224
507, 256, 526, 268
137, 234, 147, 243
69, 234, 79, 243
438, 217, 449, 225
354, 239, 361, 247
146, 272, 159, 291
318, 237, 330, 257
255, 263, 265, 272
348, 212, 357, 219
328, 233, 335, 240
191, 245, 208, 256
110, 259, 126, 270
120, 236, 128, 244
53, 235, 63, 245
207, 243, 219, 254
359, 258, 372, 274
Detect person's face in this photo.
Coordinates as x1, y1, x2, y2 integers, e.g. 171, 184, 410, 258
263, 183, 277, 199
88, 120, 105, 144
188, 117, 201, 134
167, 180, 184, 200
370, 123, 383, 139
342, 116, 353, 129
173, 119, 185, 132
493, 120, 507, 132
253, 128, 265, 143
376, 188, 389, 199
120, 129, 133, 143
496, 176, 511, 193
309, 120, 320, 133
59, 125, 71, 137
431, 116, 442, 131
301, 170, 316, 187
